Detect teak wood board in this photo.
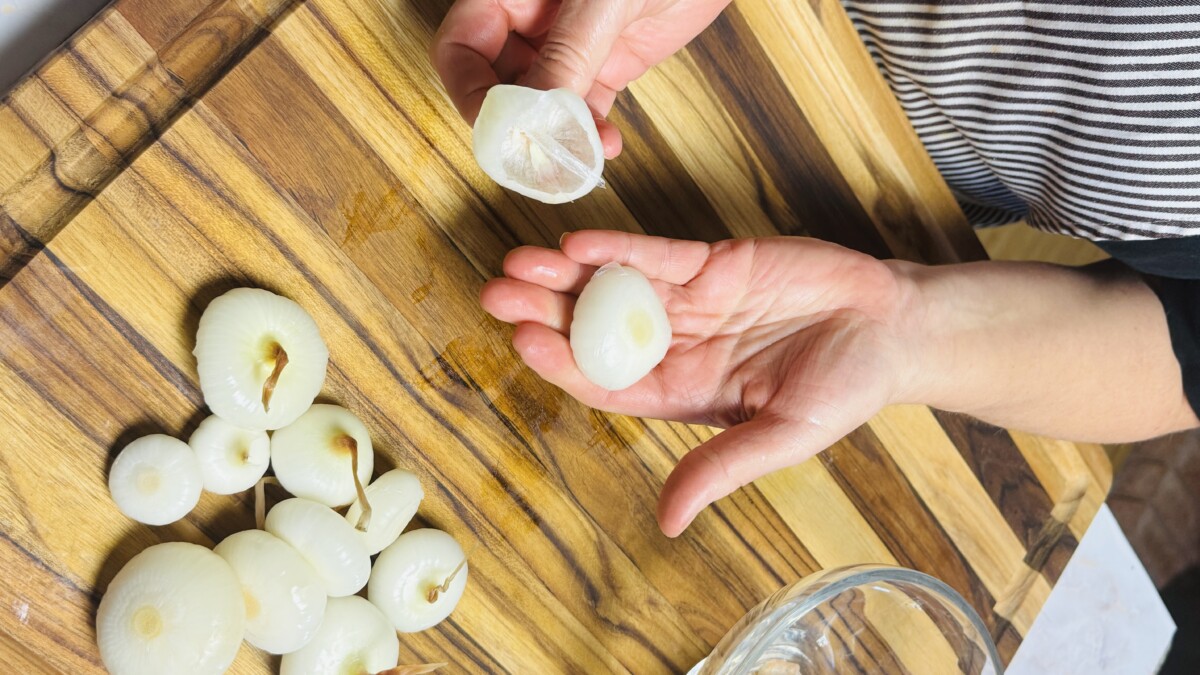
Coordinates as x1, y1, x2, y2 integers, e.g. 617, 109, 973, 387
0, 0, 1112, 672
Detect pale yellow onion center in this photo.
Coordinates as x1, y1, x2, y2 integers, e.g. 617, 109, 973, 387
243, 587, 261, 621
135, 467, 161, 494
626, 309, 654, 348
339, 654, 366, 675
132, 606, 163, 639
228, 444, 251, 467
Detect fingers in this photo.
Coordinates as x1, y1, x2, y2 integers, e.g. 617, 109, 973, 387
518, 1, 632, 95
510, 323, 615, 409
430, 0, 557, 122
480, 278, 575, 333
596, 118, 623, 159
586, 82, 618, 118
585, 83, 624, 158
502, 245, 594, 294
560, 231, 711, 286
510, 323, 673, 418
656, 415, 826, 538
493, 35, 539, 85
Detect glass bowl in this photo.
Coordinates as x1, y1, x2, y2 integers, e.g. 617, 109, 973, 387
695, 564, 1003, 675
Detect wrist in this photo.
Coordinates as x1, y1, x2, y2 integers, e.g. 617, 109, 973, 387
880, 259, 967, 411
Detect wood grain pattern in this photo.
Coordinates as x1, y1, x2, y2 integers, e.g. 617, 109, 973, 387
0, 0, 297, 284
0, 0, 1109, 671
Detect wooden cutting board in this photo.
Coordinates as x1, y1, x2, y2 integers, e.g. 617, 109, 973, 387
0, 0, 1111, 672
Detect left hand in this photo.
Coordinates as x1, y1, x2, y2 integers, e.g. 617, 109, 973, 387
481, 230, 918, 536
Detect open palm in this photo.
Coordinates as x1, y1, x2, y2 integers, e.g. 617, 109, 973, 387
481, 230, 914, 536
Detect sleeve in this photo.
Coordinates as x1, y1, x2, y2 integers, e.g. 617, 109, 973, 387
1146, 276, 1200, 418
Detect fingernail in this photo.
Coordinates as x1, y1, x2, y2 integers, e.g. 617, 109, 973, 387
558, 231, 570, 248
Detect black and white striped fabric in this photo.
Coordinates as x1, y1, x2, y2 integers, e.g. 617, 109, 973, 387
840, 1, 1200, 242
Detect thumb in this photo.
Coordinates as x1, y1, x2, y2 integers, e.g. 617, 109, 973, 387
519, 1, 629, 95
656, 414, 833, 538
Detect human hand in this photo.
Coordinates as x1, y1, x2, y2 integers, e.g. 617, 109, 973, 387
430, 0, 732, 159
480, 231, 919, 537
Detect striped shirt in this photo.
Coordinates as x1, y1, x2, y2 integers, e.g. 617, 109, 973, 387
840, 1, 1200, 242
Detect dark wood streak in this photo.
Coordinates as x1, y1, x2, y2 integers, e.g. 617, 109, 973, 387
933, 410, 1076, 584
0, 0, 302, 289
829, 588, 907, 673
46, 251, 204, 408
688, 6, 892, 257
607, 95, 733, 244
821, 427, 1000, 634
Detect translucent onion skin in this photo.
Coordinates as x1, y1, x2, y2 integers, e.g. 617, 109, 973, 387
368, 529, 469, 633
472, 85, 604, 204
108, 434, 203, 526
344, 469, 424, 555
214, 529, 327, 655
194, 288, 328, 431
280, 596, 400, 675
189, 414, 270, 494
96, 542, 245, 675
569, 263, 673, 391
270, 404, 374, 508
264, 498, 371, 597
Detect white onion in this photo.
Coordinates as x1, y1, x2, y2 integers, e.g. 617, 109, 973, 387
188, 414, 270, 494
280, 596, 399, 675
194, 288, 328, 431
473, 85, 604, 204
108, 435, 202, 526
264, 498, 370, 597
270, 404, 374, 508
213, 529, 326, 654
570, 263, 672, 390
96, 542, 245, 675
368, 529, 468, 633
345, 469, 423, 555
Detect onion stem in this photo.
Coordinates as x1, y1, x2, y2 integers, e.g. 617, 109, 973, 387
254, 476, 279, 530
261, 344, 289, 412
338, 434, 372, 531
426, 557, 467, 604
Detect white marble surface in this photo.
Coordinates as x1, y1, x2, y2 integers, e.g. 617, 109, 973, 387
0, 0, 109, 94
1009, 505, 1175, 674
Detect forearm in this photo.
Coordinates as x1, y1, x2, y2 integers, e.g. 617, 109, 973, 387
887, 259, 1200, 442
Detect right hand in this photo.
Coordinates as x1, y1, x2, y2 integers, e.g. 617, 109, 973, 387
430, 0, 732, 158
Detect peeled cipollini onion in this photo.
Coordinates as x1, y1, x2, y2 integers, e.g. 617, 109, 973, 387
368, 529, 468, 633
271, 404, 374, 509
570, 263, 673, 391
194, 288, 328, 431
108, 435, 203, 526
188, 414, 270, 494
265, 497, 370, 597
344, 469, 423, 555
280, 595, 399, 675
213, 529, 327, 655
473, 85, 604, 204
96, 542, 245, 675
